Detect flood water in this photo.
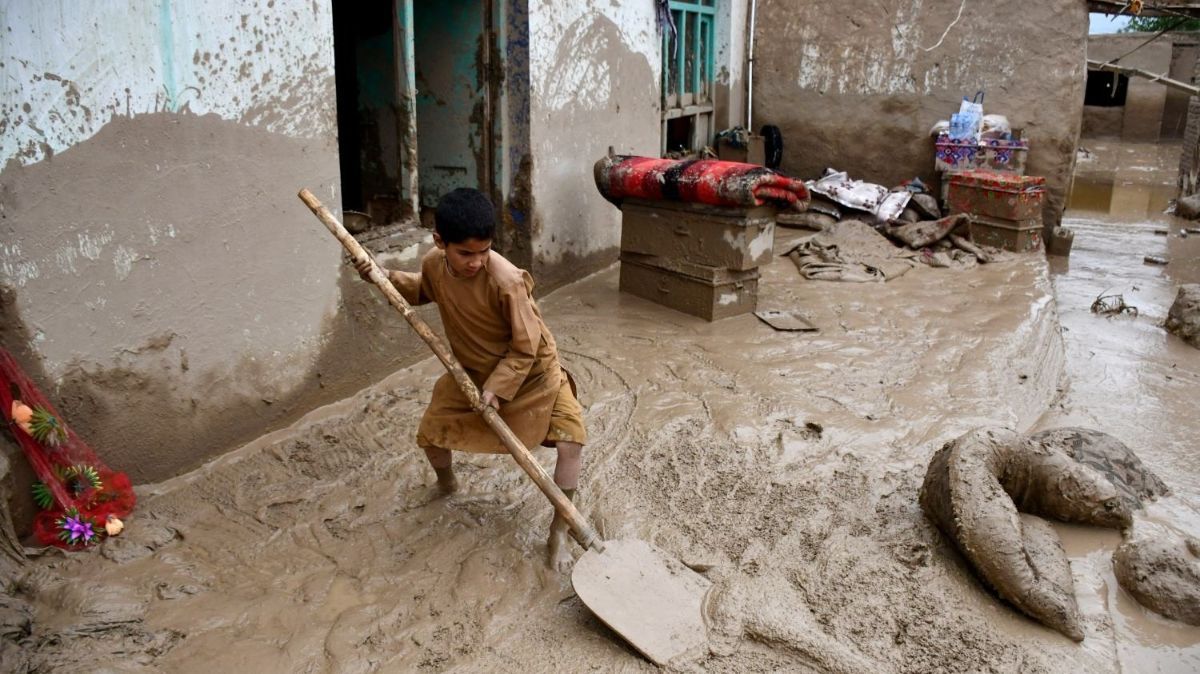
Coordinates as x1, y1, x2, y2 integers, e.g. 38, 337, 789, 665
1041, 140, 1200, 672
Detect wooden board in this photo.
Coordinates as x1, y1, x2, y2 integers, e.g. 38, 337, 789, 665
755, 309, 818, 332
572, 538, 712, 666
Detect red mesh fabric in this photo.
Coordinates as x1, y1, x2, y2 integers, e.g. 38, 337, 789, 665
0, 349, 135, 548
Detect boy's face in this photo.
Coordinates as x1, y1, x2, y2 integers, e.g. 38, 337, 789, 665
434, 235, 492, 278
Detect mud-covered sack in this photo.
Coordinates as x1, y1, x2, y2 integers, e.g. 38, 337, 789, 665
1025, 428, 1169, 511
919, 427, 1133, 641
1113, 522, 1200, 626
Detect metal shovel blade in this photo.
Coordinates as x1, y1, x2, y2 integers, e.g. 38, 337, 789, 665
571, 538, 712, 666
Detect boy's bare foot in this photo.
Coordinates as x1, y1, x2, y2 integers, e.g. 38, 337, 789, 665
547, 517, 574, 572
546, 488, 576, 572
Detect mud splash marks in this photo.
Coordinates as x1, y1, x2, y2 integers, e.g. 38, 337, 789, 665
529, 13, 658, 287
0, 111, 350, 481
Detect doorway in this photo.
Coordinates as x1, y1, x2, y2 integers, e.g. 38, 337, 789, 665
331, 0, 498, 231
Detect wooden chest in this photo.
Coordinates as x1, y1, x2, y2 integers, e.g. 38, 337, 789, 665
618, 253, 759, 321
619, 199, 776, 271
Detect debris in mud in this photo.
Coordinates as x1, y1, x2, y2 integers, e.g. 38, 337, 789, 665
1174, 193, 1200, 220
1113, 523, 1200, 626
1090, 291, 1138, 318
1165, 284, 1200, 349
1027, 428, 1169, 510
1153, 229, 1169, 236
754, 309, 818, 332
1144, 255, 1169, 266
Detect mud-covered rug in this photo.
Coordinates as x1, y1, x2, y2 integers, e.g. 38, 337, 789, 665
594, 155, 810, 211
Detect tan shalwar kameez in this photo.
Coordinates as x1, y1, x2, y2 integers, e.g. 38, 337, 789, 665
390, 247, 587, 454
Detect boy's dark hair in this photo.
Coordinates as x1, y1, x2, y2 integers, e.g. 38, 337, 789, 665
434, 188, 496, 243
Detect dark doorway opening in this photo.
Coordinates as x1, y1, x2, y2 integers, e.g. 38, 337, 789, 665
332, 1, 404, 223
1084, 70, 1129, 107
331, 1, 498, 233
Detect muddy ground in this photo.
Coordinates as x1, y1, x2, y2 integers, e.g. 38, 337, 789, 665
5, 142, 1199, 672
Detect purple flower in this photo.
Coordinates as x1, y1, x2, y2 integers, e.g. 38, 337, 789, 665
64, 515, 95, 543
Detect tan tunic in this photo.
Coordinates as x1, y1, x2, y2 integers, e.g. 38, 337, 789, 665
391, 248, 584, 453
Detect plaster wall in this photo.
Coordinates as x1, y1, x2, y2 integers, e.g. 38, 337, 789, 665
525, 0, 749, 289
1082, 106, 1124, 138
1162, 39, 1197, 139
753, 0, 1089, 231
525, 0, 662, 289
714, 0, 750, 131
0, 0, 437, 497
1085, 34, 1172, 142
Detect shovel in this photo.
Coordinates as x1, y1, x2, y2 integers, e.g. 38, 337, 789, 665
297, 189, 711, 666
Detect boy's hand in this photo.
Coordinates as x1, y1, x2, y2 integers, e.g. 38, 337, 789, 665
481, 390, 501, 411
352, 257, 374, 282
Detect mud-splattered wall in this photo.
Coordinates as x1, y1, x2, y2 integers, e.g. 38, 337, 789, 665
753, 0, 1089, 231
525, 0, 661, 288
0, 0, 438, 502
525, 0, 749, 289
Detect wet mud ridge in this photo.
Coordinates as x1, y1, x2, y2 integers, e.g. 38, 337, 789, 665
4, 228, 1193, 672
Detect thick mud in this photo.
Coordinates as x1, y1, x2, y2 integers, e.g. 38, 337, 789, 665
6, 141, 1198, 672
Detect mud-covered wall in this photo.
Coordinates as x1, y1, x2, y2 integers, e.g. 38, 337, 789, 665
525, 0, 661, 289
714, 0, 750, 132
753, 0, 1089, 230
1162, 37, 1198, 139
0, 0, 438, 494
525, 0, 749, 289
1084, 35, 1172, 143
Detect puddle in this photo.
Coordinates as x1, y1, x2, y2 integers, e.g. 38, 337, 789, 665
1045, 140, 1200, 671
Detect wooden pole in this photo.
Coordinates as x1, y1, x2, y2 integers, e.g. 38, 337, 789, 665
297, 189, 604, 553
1087, 59, 1200, 97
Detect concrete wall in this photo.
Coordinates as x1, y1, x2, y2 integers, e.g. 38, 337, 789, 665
1084, 34, 1173, 142
0, 0, 440, 502
753, 0, 1089, 231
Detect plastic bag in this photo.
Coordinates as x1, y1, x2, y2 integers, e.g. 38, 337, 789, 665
950, 91, 984, 140
980, 114, 1011, 140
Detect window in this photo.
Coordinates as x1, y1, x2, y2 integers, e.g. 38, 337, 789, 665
662, 0, 716, 155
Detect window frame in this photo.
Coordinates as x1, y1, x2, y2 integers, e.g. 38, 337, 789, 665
661, 0, 717, 154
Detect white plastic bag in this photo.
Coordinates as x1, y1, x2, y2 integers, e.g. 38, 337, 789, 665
951, 91, 984, 140
980, 114, 1010, 139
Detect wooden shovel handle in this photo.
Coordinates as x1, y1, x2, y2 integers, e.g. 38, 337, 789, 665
297, 189, 604, 553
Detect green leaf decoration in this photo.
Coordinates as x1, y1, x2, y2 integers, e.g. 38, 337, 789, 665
28, 406, 67, 447
31, 481, 55, 510
64, 464, 102, 494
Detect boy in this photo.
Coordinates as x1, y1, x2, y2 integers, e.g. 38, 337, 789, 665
354, 188, 587, 571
